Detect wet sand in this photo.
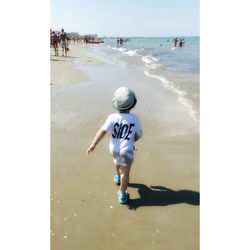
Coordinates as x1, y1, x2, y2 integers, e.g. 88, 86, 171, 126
51, 43, 199, 250
50, 44, 103, 88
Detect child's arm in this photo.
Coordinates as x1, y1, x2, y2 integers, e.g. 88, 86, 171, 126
133, 133, 141, 151
134, 133, 140, 142
86, 128, 107, 154
134, 117, 143, 143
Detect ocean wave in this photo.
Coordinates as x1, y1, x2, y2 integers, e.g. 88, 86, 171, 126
111, 47, 126, 52
123, 49, 138, 56
144, 70, 198, 121
141, 55, 159, 64
141, 55, 161, 70
107, 45, 146, 59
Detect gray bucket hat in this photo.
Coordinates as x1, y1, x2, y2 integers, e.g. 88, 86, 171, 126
112, 87, 137, 111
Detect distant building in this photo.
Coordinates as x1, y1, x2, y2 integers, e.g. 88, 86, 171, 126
67, 32, 81, 37
85, 34, 98, 38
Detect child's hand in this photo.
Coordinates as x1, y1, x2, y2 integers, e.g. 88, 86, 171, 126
86, 129, 106, 155
86, 143, 96, 155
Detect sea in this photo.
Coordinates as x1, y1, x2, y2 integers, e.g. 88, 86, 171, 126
101, 37, 200, 121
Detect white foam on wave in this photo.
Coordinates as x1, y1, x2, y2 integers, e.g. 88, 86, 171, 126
107, 46, 146, 58
149, 63, 160, 70
111, 47, 126, 52
141, 55, 161, 70
111, 47, 139, 57
144, 70, 198, 121
141, 55, 159, 64
118, 48, 126, 52
123, 49, 138, 56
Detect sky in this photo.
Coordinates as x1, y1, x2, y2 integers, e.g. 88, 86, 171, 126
51, 0, 199, 37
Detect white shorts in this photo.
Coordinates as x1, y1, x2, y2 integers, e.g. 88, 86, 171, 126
61, 40, 67, 47
112, 150, 133, 167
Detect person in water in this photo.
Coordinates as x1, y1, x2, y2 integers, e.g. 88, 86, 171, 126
179, 39, 183, 47
173, 37, 178, 47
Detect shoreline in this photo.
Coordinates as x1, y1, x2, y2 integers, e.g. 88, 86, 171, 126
51, 43, 199, 250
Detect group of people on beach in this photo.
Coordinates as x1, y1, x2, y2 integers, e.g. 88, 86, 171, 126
117, 37, 130, 47
173, 37, 185, 47
50, 28, 106, 56
50, 28, 69, 57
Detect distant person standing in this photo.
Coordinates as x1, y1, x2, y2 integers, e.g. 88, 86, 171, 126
179, 39, 183, 47
117, 37, 120, 47
50, 29, 53, 46
67, 35, 70, 45
182, 39, 185, 46
51, 31, 59, 56
173, 37, 178, 47
120, 38, 123, 46
60, 28, 68, 57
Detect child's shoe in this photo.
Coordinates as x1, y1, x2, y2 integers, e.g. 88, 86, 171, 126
118, 190, 129, 204
113, 173, 120, 185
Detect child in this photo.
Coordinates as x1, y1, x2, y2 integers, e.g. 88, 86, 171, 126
86, 87, 143, 204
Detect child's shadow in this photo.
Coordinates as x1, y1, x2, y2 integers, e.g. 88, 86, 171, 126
127, 183, 200, 210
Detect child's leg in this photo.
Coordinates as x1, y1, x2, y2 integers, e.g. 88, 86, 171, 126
114, 164, 120, 176
119, 165, 131, 195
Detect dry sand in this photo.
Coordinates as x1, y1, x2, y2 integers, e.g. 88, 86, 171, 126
51, 43, 199, 250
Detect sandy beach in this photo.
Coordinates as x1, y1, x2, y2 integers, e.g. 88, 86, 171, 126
51, 43, 199, 250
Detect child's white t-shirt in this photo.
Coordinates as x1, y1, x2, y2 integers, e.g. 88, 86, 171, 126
101, 113, 143, 156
